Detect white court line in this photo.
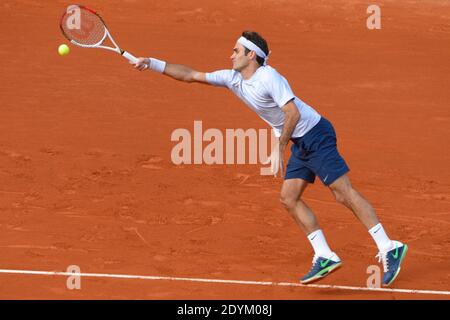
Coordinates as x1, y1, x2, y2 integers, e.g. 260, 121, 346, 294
0, 268, 449, 296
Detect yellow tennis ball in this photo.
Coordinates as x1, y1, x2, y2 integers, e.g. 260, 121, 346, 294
58, 44, 70, 56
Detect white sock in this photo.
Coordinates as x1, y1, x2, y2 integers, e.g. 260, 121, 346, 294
369, 223, 393, 252
307, 229, 334, 258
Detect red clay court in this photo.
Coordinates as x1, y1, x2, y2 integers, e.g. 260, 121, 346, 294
0, 0, 449, 299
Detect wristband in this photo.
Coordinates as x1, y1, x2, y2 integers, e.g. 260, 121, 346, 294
149, 58, 167, 73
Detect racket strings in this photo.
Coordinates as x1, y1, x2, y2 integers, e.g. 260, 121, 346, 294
61, 8, 106, 46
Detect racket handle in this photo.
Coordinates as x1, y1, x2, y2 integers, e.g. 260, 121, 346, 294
122, 51, 139, 64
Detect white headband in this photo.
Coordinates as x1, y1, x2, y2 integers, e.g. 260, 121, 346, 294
237, 36, 270, 65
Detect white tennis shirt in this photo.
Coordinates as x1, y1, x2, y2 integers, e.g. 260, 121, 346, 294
205, 65, 321, 138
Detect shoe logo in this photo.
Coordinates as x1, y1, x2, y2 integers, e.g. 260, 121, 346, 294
323, 175, 329, 183
320, 259, 331, 268
391, 246, 399, 259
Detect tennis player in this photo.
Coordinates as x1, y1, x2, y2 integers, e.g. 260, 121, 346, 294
132, 31, 408, 286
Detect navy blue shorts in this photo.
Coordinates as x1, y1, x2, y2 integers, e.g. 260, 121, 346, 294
285, 117, 349, 186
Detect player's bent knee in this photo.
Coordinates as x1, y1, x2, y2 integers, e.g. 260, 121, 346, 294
333, 186, 359, 207
332, 189, 350, 205
333, 192, 345, 205
280, 195, 297, 211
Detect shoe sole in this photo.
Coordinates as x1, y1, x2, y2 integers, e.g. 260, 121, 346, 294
300, 262, 342, 284
384, 244, 408, 287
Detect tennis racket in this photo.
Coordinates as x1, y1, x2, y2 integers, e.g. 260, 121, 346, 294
60, 5, 140, 64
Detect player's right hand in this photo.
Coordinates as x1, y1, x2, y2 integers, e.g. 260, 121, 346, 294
132, 57, 150, 71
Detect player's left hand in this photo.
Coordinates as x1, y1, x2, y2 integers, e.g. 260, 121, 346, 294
278, 144, 286, 178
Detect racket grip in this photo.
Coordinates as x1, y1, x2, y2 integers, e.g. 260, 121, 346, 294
122, 51, 139, 64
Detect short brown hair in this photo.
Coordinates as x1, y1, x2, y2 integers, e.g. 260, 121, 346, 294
241, 31, 269, 66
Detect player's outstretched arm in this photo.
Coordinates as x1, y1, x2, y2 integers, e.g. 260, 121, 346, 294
164, 63, 208, 83
133, 58, 209, 84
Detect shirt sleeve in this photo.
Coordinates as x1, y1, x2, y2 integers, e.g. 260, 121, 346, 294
205, 69, 234, 88
264, 70, 296, 107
